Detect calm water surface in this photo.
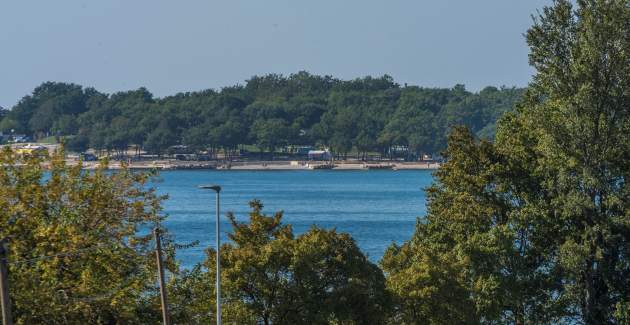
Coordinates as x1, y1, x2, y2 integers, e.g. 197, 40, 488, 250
155, 170, 434, 267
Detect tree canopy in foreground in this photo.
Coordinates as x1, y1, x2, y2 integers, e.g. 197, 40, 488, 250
0, 148, 389, 324
382, 0, 630, 323
1, 1, 629, 324
169, 200, 389, 325
0, 148, 168, 324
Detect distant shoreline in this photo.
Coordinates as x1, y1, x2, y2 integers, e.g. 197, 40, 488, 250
2, 143, 441, 171
78, 160, 440, 171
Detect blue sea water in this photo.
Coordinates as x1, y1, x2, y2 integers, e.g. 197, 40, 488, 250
154, 170, 434, 268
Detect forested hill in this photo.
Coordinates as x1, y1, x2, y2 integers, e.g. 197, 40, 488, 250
0, 72, 524, 156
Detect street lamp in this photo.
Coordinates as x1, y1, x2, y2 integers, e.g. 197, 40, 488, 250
199, 184, 222, 325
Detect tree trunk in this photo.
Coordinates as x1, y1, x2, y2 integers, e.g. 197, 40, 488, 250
582, 240, 609, 324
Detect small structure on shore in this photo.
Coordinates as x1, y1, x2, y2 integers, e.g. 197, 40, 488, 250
308, 150, 332, 161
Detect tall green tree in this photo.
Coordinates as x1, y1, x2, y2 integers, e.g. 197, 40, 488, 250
383, 1, 630, 323
144, 123, 177, 156
0, 147, 167, 324
250, 118, 292, 157
383, 127, 562, 324
171, 200, 390, 325
519, 0, 630, 321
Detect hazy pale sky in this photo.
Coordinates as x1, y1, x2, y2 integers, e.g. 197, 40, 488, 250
0, 0, 551, 108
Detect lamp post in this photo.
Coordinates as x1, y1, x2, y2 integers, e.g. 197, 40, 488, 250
199, 185, 222, 325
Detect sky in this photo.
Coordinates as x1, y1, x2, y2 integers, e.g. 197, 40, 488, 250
0, 0, 551, 108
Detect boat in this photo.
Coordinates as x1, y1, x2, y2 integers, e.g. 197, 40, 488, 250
364, 164, 394, 170
307, 163, 335, 170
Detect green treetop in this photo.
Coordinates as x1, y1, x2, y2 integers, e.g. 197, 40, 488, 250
169, 200, 391, 325
382, 1, 630, 324
0, 147, 170, 324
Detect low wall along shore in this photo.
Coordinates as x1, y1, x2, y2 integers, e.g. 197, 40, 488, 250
77, 159, 440, 171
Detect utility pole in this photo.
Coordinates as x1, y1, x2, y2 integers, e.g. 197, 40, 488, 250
0, 238, 13, 325
153, 228, 170, 325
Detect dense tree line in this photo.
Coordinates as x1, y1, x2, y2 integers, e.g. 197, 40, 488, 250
0, 74, 523, 158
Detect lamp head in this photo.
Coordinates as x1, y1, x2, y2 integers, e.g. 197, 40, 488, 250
199, 184, 221, 192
